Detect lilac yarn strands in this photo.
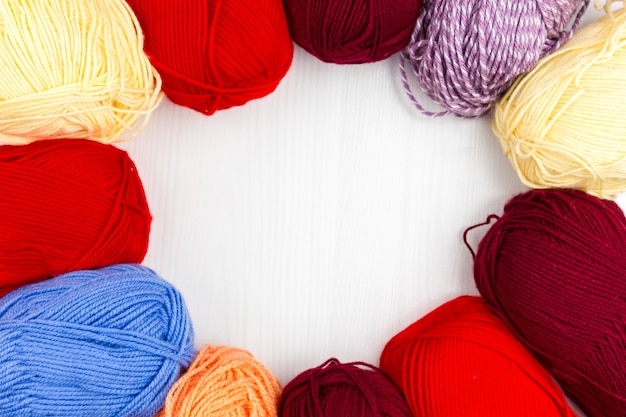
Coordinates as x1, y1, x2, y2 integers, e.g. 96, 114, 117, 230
401, 0, 589, 117
0, 264, 196, 417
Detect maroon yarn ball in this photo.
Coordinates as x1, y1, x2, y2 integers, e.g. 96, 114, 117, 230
472, 188, 626, 417
279, 358, 412, 417
282, 0, 423, 64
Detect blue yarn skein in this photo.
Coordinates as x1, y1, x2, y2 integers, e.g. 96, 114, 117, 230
0, 264, 196, 417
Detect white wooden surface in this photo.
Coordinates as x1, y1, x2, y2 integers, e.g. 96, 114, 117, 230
117, 10, 614, 410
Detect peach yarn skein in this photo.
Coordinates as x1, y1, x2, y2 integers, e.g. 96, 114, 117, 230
158, 345, 282, 417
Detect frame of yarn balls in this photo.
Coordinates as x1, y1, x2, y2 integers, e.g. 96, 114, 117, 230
0, 0, 625, 416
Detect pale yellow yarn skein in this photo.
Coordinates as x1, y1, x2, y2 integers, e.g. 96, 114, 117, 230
0, 0, 161, 144
493, 1, 626, 200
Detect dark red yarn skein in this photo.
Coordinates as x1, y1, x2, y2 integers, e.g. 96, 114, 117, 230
126, 0, 294, 116
472, 188, 626, 417
282, 0, 423, 64
0, 139, 151, 297
279, 358, 412, 417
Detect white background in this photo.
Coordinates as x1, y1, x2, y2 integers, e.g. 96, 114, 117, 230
118, 5, 613, 411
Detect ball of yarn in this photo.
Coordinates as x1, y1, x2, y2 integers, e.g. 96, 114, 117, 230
473, 188, 626, 417
0, 0, 161, 144
0, 264, 196, 417
402, 0, 589, 117
158, 344, 281, 417
125, 0, 293, 116
0, 139, 152, 297
379, 296, 576, 417
282, 0, 423, 64
493, 6, 626, 199
279, 358, 411, 417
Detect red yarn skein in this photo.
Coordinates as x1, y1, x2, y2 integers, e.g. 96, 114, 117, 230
279, 358, 412, 417
0, 140, 151, 296
473, 188, 626, 417
282, 0, 423, 64
379, 296, 576, 417
126, 0, 294, 115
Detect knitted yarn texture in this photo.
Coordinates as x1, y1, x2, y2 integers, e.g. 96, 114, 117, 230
279, 358, 412, 417
473, 188, 626, 417
157, 344, 282, 417
0, 139, 151, 297
493, 4, 626, 199
380, 296, 576, 417
282, 0, 423, 64
126, 0, 293, 115
402, 0, 588, 117
0, 0, 161, 144
0, 264, 196, 417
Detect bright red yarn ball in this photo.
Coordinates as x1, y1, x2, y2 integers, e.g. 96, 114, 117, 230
282, 0, 423, 64
0, 139, 151, 296
380, 296, 576, 417
473, 188, 626, 417
126, 0, 294, 115
279, 358, 412, 417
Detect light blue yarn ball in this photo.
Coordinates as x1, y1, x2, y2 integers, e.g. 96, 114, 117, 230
0, 264, 196, 417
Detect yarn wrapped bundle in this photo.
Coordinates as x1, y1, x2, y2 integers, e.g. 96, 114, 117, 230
473, 188, 626, 417
379, 296, 576, 417
157, 345, 281, 417
279, 358, 412, 417
125, 0, 293, 116
0, 139, 151, 297
0, 0, 161, 144
402, 0, 588, 117
0, 264, 196, 417
493, 5, 626, 199
282, 0, 423, 64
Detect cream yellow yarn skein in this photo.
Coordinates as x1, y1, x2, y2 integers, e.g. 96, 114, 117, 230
0, 0, 161, 144
493, 1, 626, 200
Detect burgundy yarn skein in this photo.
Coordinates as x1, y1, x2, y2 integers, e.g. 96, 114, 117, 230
279, 358, 412, 417
472, 188, 626, 417
282, 0, 423, 64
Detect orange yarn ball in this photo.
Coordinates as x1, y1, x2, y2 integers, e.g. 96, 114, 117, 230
158, 345, 282, 417
380, 296, 576, 417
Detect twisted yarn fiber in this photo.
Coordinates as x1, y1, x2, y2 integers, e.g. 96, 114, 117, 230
279, 358, 412, 417
282, 0, 423, 64
0, 264, 196, 417
473, 188, 626, 417
0, 139, 151, 297
0, 0, 161, 144
125, 0, 293, 116
157, 344, 282, 417
402, 0, 589, 117
379, 296, 576, 417
493, 4, 626, 199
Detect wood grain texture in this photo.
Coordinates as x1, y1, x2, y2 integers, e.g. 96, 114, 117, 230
119, 47, 527, 385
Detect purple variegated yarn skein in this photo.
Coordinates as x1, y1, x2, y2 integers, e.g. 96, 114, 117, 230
401, 0, 589, 118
